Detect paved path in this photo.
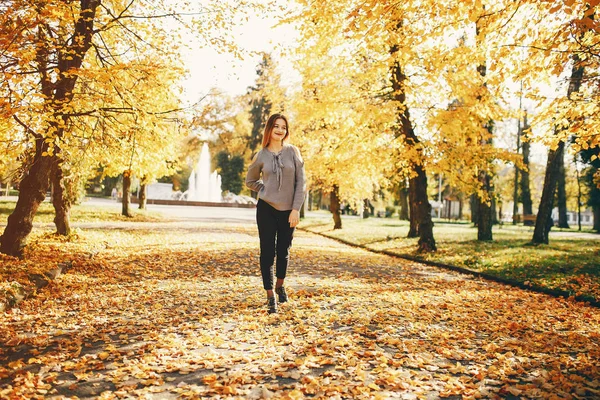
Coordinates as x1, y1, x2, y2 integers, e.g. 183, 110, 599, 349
1, 210, 599, 399
3, 195, 598, 240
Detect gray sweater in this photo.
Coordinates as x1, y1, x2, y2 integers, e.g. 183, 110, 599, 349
246, 144, 307, 211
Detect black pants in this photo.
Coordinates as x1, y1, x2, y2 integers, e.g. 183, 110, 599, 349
256, 199, 295, 290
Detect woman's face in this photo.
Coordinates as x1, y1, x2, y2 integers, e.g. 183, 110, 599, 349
270, 118, 287, 143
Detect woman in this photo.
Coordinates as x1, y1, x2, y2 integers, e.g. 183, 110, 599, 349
246, 113, 307, 314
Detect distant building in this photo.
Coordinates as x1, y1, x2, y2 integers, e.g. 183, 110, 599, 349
491, 202, 593, 226
552, 208, 594, 226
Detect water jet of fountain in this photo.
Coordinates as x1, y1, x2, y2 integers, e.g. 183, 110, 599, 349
187, 170, 197, 201
189, 142, 222, 202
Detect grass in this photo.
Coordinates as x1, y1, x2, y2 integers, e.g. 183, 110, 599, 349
301, 211, 600, 304
1, 199, 597, 306
0, 199, 165, 225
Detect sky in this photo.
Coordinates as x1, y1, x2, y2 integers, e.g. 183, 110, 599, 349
178, 7, 299, 104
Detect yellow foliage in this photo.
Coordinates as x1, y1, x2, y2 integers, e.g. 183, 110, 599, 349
0, 0, 263, 190
286, 0, 600, 202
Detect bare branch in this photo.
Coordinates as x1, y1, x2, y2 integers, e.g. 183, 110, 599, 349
13, 115, 42, 139
497, 0, 524, 31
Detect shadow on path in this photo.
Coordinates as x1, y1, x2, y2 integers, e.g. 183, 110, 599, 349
1, 220, 599, 399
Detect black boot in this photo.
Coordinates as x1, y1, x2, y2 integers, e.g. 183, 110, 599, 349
275, 286, 288, 303
267, 296, 277, 314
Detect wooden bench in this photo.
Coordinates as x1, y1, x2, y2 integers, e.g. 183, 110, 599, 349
522, 214, 536, 223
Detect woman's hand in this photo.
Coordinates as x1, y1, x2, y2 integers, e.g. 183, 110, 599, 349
289, 209, 300, 228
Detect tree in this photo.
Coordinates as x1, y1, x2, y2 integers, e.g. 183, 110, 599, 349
330, 185, 342, 229
512, 116, 522, 225
0, 1, 102, 256
389, 38, 436, 251
138, 175, 149, 210
397, 181, 409, 221
55, 58, 186, 219
0, 1, 249, 255
358, 1, 523, 243
286, 0, 599, 243
520, 115, 534, 225
472, 8, 496, 242
216, 151, 245, 195
50, 155, 98, 235
497, 2, 599, 242
533, 58, 585, 243
556, 148, 570, 228
290, 1, 399, 230
246, 53, 283, 157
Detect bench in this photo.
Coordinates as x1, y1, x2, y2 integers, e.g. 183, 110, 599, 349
522, 214, 536, 223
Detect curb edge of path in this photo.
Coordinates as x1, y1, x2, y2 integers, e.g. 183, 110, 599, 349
299, 227, 600, 309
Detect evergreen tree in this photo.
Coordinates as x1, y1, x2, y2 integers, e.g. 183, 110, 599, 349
216, 151, 244, 195
246, 53, 282, 156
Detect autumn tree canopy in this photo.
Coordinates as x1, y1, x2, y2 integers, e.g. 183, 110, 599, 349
1, 0, 600, 256
280, 0, 600, 240
0, 0, 264, 256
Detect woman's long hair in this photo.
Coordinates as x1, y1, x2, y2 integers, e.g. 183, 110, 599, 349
261, 113, 290, 148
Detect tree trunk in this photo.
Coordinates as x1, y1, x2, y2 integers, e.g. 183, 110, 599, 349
0, 2, 99, 257
411, 170, 436, 252
330, 185, 342, 229
474, 16, 494, 241
477, 172, 494, 241
362, 199, 370, 219
0, 151, 53, 257
576, 161, 582, 231
470, 194, 479, 225
390, 46, 431, 246
521, 139, 534, 225
458, 196, 463, 220
533, 141, 563, 244
512, 165, 519, 225
492, 197, 499, 225
398, 186, 409, 220
51, 160, 71, 236
476, 188, 494, 241
533, 58, 583, 243
122, 170, 132, 217
138, 183, 147, 210
407, 177, 419, 238
594, 205, 600, 232
512, 146, 520, 224
557, 152, 570, 228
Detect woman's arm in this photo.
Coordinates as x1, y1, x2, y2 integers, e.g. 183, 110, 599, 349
245, 153, 264, 193
291, 146, 307, 211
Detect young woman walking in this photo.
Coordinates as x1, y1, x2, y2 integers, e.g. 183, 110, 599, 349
245, 113, 307, 314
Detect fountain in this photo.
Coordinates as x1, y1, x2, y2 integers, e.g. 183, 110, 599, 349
187, 142, 223, 202
143, 142, 256, 207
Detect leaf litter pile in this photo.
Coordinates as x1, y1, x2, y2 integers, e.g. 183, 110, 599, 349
1, 220, 599, 399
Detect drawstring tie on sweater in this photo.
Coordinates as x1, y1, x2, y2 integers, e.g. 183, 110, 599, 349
272, 152, 284, 191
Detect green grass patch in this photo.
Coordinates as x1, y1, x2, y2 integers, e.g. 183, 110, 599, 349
0, 200, 164, 225
302, 211, 600, 304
